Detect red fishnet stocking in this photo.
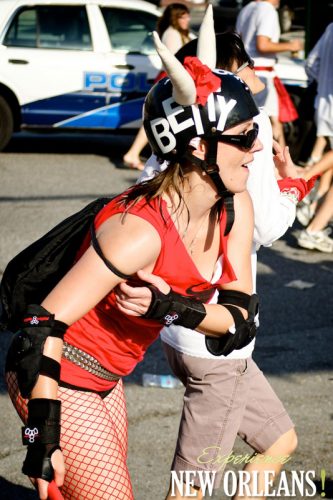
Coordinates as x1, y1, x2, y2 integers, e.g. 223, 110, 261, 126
6, 372, 133, 500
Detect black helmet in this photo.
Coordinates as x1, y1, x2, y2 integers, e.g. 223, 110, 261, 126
143, 69, 258, 162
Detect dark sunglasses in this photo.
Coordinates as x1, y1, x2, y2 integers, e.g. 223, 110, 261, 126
217, 123, 259, 151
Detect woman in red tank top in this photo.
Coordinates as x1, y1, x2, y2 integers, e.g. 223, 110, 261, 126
6, 10, 262, 499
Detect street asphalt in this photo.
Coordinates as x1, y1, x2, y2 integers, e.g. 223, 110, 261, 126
0, 132, 332, 499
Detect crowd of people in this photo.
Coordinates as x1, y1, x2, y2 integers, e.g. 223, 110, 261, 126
236, 1, 333, 254
3, 2, 332, 500
296, 22, 333, 253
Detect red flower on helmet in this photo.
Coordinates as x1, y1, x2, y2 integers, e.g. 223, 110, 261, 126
184, 56, 221, 106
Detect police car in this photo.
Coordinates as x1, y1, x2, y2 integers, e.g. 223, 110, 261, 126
0, 0, 163, 150
0, 0, 307, 151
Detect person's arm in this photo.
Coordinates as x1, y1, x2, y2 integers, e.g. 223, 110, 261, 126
305, 32, 323, 81
255, 5, 302, 55
247, 114, 297, 247
21, 213, 161, 499
301, 151, 333, 180
256, 35, 302, 55
41, 214, 161, 325
199, 191, 253, 334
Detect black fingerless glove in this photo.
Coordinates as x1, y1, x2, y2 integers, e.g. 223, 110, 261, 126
143, 285, 206, 330
22, 399, 61, 481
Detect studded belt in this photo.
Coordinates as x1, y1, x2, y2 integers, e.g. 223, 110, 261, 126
62, 342, 120, 382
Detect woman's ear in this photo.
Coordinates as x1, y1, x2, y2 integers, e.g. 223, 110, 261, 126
191, 138, 209, 161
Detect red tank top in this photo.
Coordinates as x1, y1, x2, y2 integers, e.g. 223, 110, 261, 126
61, 193, 236, 391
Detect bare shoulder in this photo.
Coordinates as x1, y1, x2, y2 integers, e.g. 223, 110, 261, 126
95, 212, 162, 275
228, 191, 254, 244
234, 190, 254, 215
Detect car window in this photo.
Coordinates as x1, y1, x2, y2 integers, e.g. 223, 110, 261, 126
101, 8, 157, 55
4, 6, 92, 50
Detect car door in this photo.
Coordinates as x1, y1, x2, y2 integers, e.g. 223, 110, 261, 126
0, 4, 109, 128
94, 5, 162, 129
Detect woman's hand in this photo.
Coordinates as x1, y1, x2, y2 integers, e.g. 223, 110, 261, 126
115, 269, 170, 316
273, 140, 298, 179
31, 448, 65, 500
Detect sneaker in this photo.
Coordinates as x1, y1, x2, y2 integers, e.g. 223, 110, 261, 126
297, 229, 333, 253
296, 203, 315, 226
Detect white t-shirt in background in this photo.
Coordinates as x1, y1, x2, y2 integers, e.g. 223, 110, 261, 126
161, 27, 196, 55
236, 1, 280, 67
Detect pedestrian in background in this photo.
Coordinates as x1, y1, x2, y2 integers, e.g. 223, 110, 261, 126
236, 0, 303, 148
305, 22, 333, 157
122, 3, 195, 171
296, 23, 333, 251
297, 151, 333, 254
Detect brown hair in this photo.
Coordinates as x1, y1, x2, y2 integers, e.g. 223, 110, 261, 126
157, 3, 190, 45
175, 32, 252, 72
119, 158, 222, 224
120, 160, 187, 214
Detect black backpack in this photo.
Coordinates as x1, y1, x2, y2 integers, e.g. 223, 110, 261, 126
0, 197, 112, 332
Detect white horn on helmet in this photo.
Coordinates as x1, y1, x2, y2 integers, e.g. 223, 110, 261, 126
197, 4, 216, 69
152, 31, 197, 106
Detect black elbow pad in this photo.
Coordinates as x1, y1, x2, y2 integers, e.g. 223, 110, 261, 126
205, 291, 259, 357
6, 305, 68, 398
